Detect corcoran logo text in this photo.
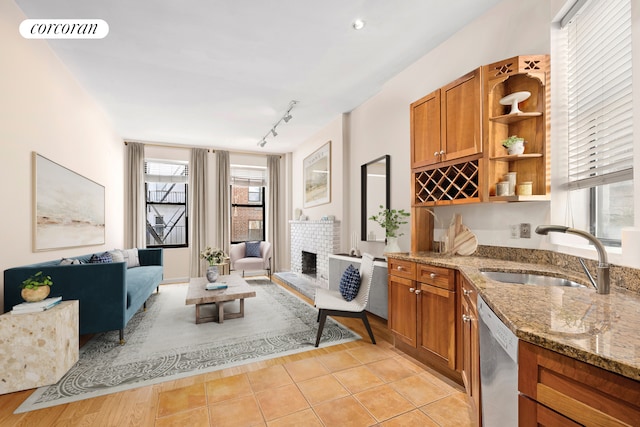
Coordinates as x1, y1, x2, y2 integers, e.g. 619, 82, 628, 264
20, 19, 109, 39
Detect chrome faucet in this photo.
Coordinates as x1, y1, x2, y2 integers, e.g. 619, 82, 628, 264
535, 225, 610, 294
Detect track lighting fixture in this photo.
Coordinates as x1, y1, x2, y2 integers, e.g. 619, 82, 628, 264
257, 100, 298, 148
352, 19, 365, 30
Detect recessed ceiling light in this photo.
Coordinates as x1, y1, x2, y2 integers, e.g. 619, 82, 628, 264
352, 19, 365, 30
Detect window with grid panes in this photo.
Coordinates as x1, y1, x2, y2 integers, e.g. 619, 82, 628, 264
230, 166, 266, 243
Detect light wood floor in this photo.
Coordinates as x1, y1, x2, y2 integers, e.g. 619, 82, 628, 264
0, 279, 473, 427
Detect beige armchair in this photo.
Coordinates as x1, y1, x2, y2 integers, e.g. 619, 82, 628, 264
229, 241, 272, 278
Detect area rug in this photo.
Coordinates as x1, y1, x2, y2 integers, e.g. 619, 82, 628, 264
15, 280, 360, 413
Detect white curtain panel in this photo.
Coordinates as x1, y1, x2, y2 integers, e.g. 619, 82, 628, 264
125, 142, 145, 248
189, 148, 208, 277
215, 150, 230, 255
267, 155, 281, 272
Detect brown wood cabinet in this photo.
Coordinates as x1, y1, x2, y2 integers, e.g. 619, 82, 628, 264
388, 274, 417, 347
483, 55, 550, 201
387, 260, 459, 378
519, 340, 640, 426
411, 68, 483, 207
387, 258, 417, 347
411, 68, 482, 169
441, 68, 483, 163
459, 276, 480, 426
410, 55, 550, 209
411, 89, 441, 169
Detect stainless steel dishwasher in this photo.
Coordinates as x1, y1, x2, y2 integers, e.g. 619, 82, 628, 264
478, 295, 518, 426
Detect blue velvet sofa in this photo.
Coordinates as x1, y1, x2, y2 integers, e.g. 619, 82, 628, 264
3, 248, 163, 343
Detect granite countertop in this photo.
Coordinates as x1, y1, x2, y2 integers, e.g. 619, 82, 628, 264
387, 251, 640, 382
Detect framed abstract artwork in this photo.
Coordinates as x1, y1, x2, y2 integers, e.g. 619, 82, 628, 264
303, 141, 331, 208
33, 152, 105, 251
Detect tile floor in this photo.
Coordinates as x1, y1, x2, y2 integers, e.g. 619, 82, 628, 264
154, 344, 474, 426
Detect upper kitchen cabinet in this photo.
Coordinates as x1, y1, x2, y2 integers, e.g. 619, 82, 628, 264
411, 89, 441, 168
411, 67, 482, 169
483, 55, 550, 201
411, 68, 483, 206
441, 68, 483, 163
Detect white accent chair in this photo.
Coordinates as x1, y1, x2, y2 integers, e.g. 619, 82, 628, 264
314, 252, 376, 347
229, 241, 272, 278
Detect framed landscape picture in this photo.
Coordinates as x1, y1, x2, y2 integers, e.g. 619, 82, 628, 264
303, 141, 331, 208
33, 152, 105, 251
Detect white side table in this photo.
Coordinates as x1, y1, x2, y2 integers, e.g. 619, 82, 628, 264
0, 300, 79, 394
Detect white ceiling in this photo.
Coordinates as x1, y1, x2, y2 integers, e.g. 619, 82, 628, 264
16, 0, 501, 153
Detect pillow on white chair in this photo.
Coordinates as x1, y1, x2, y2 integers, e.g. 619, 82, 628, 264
339, 265, 361, 301
245, 241, 261, 257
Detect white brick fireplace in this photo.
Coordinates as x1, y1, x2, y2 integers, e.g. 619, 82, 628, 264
290, 220, 340, 286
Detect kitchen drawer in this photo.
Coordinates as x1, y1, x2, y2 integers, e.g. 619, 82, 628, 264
417, 264, 454, 290
388, 259, 416, 280
519, 341, 640, 426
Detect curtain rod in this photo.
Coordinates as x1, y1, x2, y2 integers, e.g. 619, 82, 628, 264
124, 140, 283, 158
124, 140, 213, 152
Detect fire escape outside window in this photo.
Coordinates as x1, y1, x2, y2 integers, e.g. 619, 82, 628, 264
145, 160, 189, 248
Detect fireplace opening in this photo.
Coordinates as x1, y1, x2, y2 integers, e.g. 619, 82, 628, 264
301, 251, 317, 277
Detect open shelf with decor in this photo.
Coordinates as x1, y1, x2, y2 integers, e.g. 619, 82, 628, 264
483, 55, 550, 201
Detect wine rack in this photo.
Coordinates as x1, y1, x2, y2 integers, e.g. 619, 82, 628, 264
414, 160, 479, 205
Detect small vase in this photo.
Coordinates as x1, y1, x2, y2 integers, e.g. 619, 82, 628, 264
206, 265, 219, 282
384, 237, 401, 255
21, 286, 50, 302
507, 140, 525, 155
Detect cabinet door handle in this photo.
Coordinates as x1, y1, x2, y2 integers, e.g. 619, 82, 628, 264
434, 151, 439, 157
396, 266, 406, 271
463, 289, 472, 296
409, 287, 415, 293
462, 314, 472, 322
439, 150, 446, 155
429, 273, 436, 279
415, 290, 422, 295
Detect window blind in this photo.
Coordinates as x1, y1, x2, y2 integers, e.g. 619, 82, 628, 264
566, 0, 633, 190
144, 160, 188, 183
230, 166, 266, 187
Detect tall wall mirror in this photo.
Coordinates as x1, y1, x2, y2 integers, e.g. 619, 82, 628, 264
361, 155, 390, 242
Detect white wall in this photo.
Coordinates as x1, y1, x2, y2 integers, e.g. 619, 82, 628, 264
0, 1, 124, 309
291, 116, 349, 251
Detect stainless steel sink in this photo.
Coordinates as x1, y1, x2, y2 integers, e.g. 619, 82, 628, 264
480, 271, 586, 288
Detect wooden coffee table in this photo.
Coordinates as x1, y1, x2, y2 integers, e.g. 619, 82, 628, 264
185, 275, 256, 324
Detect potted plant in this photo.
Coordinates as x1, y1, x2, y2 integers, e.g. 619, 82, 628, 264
200, 246, 227, 282
369, 205, 410, 253
20, 271, 53, 302
501, 135, 526, 155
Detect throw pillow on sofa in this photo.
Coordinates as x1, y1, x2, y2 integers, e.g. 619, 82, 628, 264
59, 257, 82, 265
339, 264, 361, 301
121, 248, 140, 268
245, 241, 261, 258
89, 252, 113, 264
108, 250, 125, 263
